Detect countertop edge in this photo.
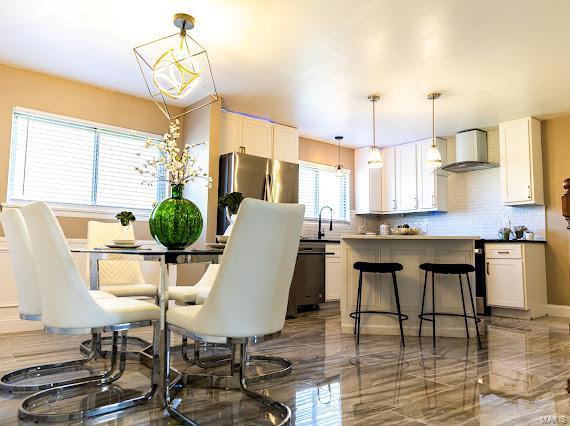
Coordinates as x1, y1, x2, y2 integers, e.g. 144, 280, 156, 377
341, 235, 481, 240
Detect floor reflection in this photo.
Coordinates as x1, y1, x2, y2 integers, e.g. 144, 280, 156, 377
1, 306, 570, 424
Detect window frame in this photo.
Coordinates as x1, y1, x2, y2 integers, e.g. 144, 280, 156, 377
298, 160, 351, 224
3, 107, 166, 219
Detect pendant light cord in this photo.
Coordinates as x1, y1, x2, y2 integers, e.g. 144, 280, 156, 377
372, 99, 376, 148
432, 95, 436, 148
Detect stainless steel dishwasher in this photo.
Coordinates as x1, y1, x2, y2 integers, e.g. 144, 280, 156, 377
287, 242, 326, 317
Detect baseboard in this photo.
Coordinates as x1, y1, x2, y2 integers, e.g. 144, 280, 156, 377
547, 304, 570, 318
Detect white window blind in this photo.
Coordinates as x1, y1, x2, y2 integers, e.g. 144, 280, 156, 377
299, 162, 350, 222
7, 110, 166, 211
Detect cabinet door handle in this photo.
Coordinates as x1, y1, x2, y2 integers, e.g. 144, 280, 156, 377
393, 199, 396, 211
527, 185, 531, 199
486, 262, 490, 275
498, 251, 510, 254
432, 194, 435, 207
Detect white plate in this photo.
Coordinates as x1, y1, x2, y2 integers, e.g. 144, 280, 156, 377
105, 244, 142, 249
112, 239, 136, 245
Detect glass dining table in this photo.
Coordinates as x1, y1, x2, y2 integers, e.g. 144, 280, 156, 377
72, 246, 224, 405
72, 245, 333, 407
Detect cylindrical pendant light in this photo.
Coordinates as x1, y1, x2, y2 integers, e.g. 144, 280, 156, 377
335, 136, 344, 177
367, 95, 383, 168
426, 92, 442, 169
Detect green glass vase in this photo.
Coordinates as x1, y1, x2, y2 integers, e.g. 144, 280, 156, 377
149, 184, 203, 249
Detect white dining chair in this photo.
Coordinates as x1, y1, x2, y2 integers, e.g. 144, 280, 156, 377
164, 198, 304, 425
168, 263, 219, 305
17, 202, 161, 423
0, 208, 115, 393
87, 221, 158, 298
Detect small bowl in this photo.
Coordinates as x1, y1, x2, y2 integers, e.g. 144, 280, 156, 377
112, 239, 137, 246
216, 235, 229, 244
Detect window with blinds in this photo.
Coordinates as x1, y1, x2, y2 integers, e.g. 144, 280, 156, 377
299, 161, 350, 222
7, 109, 166, 211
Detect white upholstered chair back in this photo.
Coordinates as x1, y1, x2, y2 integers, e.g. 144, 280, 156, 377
190, 198, 304, 338
0, 209, 42, 319
86, 221, 146, 285
21, 202, 105, 329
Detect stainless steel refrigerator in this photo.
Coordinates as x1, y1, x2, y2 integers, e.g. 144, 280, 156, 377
217, 152, 299, 234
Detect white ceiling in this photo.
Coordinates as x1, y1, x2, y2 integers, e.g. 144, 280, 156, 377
1, 0, 570, 147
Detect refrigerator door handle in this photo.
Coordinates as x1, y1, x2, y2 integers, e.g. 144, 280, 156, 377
264, 173, 274, 202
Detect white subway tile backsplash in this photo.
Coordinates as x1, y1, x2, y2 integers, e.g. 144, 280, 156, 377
306, 130, 546, 240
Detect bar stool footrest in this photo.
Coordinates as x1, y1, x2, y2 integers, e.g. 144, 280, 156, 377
350, 310, 409, 321
418, 312, 481, 322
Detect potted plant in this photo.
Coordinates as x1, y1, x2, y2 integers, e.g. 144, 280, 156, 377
512, 225, 528, 240
218, 192, 244, 235
136, 119, 212, 249
115, 211, 136, 240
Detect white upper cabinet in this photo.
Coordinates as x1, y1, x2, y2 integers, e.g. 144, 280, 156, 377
381, 147, 396, 213
219, 111, 299, 163
499, 117, 544, 205
240, 116, 273, 158
416, 138, 448, 211
396, 143, 418, 212
219, 111, 242, 155
355, 147, 382, 214
273, 124, 299, 163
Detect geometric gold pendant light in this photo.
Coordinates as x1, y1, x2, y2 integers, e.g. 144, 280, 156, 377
133, 13, 218, 121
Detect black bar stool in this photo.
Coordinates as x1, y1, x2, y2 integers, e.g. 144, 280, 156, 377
350, 262, 408, 345
418, 263, 482, 348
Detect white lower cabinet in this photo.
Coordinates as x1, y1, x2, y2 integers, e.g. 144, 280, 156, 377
325, 244, 341, 301
486, 258, 526, 309
485, 243, 547, 319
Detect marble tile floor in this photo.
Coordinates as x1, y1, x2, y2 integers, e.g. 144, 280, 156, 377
1, 306, 570, 425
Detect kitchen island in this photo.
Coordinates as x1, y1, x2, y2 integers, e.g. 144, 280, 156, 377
340, 235, 480, 338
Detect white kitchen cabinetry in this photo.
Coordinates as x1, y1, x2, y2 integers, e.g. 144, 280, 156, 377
416, 138, 448, 211
499, 117, 544, 206
381, 147, 396, 213
240, 116, 273, 158
354, 147, 382, 214
219, 110, 298, 162
395, 143, 417, 212
485, 243, 547, 319
325, 244, 341, 301
273, 124, 299, 163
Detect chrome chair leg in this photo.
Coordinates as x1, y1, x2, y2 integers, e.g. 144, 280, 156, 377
166, 336, 291, 425
0, 331, 125, 393
238, 342, 291, 425
18, 323, 161, 423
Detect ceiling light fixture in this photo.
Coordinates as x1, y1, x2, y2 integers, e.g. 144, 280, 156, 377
133, 13, 218, 121
426, 92, 442, 169
367, 95, 382, 169
335, 136, 344, 177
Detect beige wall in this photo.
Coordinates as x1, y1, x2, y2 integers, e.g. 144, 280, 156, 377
542, 115, 570, 305
298, 137, 356, 209
0, 63, 183, 239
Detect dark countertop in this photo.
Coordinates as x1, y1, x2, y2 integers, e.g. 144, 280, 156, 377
300, 238, 341, 244
482, 239, 547, 244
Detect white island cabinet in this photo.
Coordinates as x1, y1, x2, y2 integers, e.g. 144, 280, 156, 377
325, 244, 341, 301
340, 235, 480, 338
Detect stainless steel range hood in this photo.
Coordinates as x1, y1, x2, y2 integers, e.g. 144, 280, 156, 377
437, 129, 498, 173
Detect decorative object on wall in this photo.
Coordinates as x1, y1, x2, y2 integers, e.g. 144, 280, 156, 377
367, 95, 383, 168
137, 120, 212, 249
334, 136, 344, 177
133, 13, 218, 121
426, 92, 442, 169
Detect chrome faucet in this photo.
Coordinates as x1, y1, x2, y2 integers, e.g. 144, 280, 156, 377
318, 206, 333, 240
